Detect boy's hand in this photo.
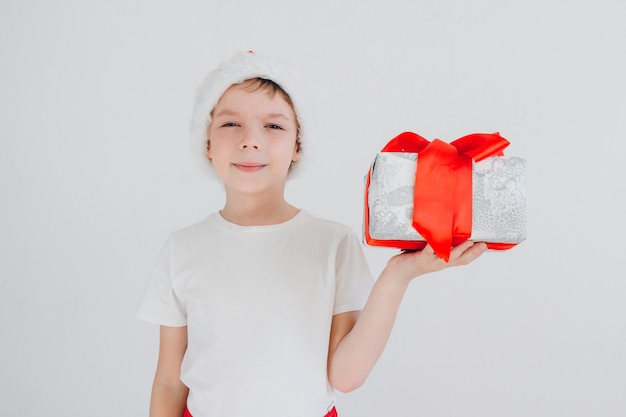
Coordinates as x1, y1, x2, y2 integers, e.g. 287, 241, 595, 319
387, 241, 487, 282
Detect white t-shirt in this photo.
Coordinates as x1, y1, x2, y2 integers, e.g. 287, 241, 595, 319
138, 210, 374, 417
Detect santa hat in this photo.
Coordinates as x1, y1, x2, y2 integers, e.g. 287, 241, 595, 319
189, 50, 314, 180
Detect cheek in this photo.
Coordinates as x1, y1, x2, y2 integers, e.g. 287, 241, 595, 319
276, 147, 299, 169
206, 129, 231, 154
207, 142, 228, 162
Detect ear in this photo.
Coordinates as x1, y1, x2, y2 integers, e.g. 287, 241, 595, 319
292, 140, 300, 162
205, 141, 212, 160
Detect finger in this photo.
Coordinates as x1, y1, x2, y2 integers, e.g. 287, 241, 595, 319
454, 240, 476, 252
452, 241, 487, 264
446, 240, 474, 261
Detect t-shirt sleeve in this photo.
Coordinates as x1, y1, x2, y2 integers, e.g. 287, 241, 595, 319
137, 238, 188, 327
333, 230, 375, 315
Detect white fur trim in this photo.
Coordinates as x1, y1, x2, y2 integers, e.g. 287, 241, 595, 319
189, 51, 315, 180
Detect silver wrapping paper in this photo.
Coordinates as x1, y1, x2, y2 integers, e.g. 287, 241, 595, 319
367, 152, 527, 244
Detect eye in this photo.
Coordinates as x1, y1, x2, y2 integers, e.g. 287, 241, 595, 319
266, 124, 284, 130
221, 122, 239, 127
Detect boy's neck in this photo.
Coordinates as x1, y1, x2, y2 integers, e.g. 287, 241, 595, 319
219, 195, 299, 226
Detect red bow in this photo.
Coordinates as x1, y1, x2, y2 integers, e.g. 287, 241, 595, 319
368, 131, 512, 261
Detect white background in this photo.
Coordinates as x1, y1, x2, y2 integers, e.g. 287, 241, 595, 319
2, 1, 625, 416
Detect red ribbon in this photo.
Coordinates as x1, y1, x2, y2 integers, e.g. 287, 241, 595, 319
371, 131, 510, 261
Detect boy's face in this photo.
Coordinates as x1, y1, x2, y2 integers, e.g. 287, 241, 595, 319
207, 80, 299, 196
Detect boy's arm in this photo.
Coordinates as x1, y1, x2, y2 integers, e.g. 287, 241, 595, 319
150, 325, 189, 417
327, 241, 487, 393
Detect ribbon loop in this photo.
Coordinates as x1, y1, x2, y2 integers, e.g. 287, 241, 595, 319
451, 132, 510, 161
380, 131, 430, 153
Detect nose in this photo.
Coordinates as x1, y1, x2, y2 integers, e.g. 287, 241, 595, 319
239, 127, 261, 150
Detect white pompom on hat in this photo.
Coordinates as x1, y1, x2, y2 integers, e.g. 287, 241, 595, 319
189, 50, 314, 180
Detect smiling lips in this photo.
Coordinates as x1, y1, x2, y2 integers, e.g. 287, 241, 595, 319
233, 162, 267, 172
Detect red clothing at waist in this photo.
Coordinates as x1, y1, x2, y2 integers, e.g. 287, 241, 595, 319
183, 405, 338, 417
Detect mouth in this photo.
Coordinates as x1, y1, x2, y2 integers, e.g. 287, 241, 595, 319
233, 162, 267, 173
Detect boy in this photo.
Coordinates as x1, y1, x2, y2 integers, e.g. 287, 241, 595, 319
138, 51, 486, 417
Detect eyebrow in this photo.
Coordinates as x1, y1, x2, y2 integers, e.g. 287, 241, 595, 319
213, 109, 290, 120
265, 113, 290, 120
213, 109, 239, 118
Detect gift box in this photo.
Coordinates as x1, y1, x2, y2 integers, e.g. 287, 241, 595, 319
364, 131, 526, 261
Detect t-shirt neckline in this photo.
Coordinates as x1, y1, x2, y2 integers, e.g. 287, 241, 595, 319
211, 209, 306, 233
